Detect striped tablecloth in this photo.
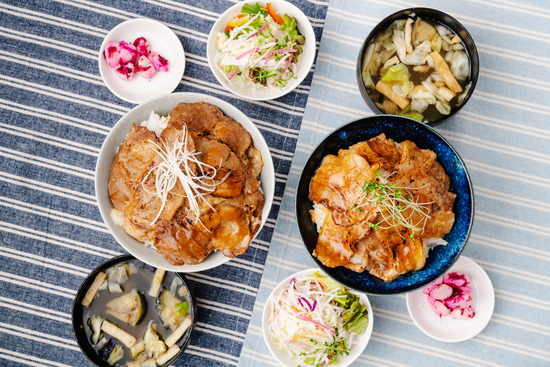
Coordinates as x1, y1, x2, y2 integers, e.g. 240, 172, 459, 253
0, 1, 327, 366
2, 0, 550, 367
239, 0, 550, 366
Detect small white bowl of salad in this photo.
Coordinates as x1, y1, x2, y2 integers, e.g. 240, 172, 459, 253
262, 268, 374, 367
207, 0, 316, 101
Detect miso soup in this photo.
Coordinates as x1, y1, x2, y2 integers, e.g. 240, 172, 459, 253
361, 15, 472, 123
79, 259, 192, 366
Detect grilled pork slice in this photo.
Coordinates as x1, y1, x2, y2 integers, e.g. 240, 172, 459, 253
309, 153, 377, 227
192, 133, 245, 198
109, 125, 161, 210
169, 102, 252, 159
360, 215, 426, 282
154, 220, 212, 266
312, 211, 355, 268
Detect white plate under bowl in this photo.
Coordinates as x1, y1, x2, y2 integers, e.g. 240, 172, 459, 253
406, 256, 495, 342
207, 0, 316, 101
98, 18, 185, 104
95, 92, 275, 272
262, 268, 374, 367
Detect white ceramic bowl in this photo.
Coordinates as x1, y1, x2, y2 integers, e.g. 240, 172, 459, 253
406, 256, 495, 342
262, 268, 374, 367
95, 92, 275, 272
98, 18, 186, 104
207, 0, 316, 101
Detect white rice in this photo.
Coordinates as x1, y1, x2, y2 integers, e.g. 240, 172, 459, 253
140, 111, 170, 137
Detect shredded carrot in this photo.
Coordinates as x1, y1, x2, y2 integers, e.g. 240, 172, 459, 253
315, 277, 327, 292
291, 305, 302, 313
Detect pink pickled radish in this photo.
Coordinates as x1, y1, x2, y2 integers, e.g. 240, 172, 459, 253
429, 284, 454, 300
424, 271, 475, 319
449, 306, 476, 319
134, 37, 150, 56
148, 51, 169, 72
427, 296, 450, 317
422, 278, 443, 295
456, 285, 472, 294
105, 41, 121, 68
119, 41, 137, 64
138, 55, 156, 78
446, 294, 472, 309
444, 272, 470, 287
115, 62, 136, 80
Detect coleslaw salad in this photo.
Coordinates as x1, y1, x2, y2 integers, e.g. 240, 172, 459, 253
214, 2, 305, 92
264, 269, 373, 367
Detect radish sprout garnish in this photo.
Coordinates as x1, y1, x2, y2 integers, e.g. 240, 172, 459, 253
352, 170, 433, 236
142, 126, 226, 225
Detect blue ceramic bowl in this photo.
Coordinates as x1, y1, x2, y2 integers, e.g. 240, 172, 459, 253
295, 115, 474, 295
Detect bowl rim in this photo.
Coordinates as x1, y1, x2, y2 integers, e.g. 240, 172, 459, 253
94, 92, 275, 272
206, 0, 316, 101
355, 7, 479, 128
71, 253, 197, 367
261, 268, 374, 367
295, 114, 475, 295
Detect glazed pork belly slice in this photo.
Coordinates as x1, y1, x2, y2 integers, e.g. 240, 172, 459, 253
204, 203, 252, 258
312, 211, 355, 268
313, 207, 379, 269
192, 133, 245, 198
309, 153, 377, 226
338, 133, 401, 170
153, 188, 263, 265
109, 124, 162, 210
360, 213, 426, 281
168, 101, 223, 133
109, 124, 195, 242
154, 218, 212, 266
391, 166, 455, 239
168, 102, 252, 159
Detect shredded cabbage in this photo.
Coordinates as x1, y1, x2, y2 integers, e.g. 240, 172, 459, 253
411, 98, 429, 113
392, 81, 414, 98
393, 31, 432, 65
382, 63, 411, 82
436, 101, 451, 115
399, 106, 424, 122
410, 86, 436, 104
361, 43, 376, 88
450, 50, 470, 81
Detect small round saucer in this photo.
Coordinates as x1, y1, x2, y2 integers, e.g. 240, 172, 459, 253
98, 18, 185, 104
406, 256, 495, 342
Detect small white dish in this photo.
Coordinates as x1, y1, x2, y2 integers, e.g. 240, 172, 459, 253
406, 256, 495, 342
98, 18, 185, 104
207, 0, 316, 101
95, 92, 275, 272
262, 268, 374, 367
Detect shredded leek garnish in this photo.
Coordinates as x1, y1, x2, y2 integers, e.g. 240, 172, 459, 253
142, 126, 226, 225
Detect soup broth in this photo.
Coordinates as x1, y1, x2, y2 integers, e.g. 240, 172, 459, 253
81, 259, 191, 366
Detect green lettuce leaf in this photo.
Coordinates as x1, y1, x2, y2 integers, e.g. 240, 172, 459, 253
312, 271, 343, 292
